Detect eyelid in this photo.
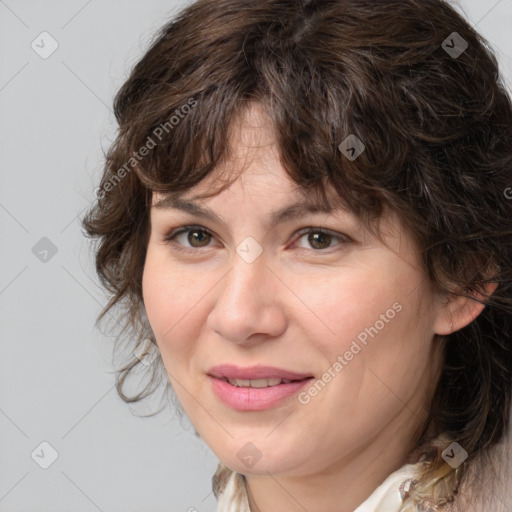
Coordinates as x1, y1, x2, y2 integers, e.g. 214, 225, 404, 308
294, 226, 351, 239
163, 225, 218, 248
162, 224, 352, 253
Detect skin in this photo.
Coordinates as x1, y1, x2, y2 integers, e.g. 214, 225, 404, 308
142, 102, 488, 512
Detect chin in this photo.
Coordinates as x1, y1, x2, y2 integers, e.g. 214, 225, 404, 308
214, 442, 304, 476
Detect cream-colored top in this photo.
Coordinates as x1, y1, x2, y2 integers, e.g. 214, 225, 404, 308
216, 463, 420, 512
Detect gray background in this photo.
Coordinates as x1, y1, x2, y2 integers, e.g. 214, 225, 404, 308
1, 1, 511, 511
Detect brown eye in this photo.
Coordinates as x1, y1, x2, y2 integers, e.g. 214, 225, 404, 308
186, 229, 211, 247
295, 228, 349, 251
164, 225, 350, 254
163, 226, 215, 251
307, 231, 332, 250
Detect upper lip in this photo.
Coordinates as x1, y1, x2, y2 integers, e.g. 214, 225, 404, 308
207, 364, 313, 381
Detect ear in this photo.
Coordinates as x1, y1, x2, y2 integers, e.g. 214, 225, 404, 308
434, 282, 498, 336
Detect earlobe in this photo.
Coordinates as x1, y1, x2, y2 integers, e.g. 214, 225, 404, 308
434, 282, 498, 336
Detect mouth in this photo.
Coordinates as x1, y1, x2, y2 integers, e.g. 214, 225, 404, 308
217, 376, 307, 388
207, 364, 314, 411
207, 363, 314, 381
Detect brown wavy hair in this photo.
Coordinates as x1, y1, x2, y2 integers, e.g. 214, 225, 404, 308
81, 0, 512, 509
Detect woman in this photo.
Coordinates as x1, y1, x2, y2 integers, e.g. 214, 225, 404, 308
82, 0, 512, 510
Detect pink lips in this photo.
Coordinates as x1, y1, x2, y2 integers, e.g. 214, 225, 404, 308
208, 364, 313, 381
207, 364, 314, 411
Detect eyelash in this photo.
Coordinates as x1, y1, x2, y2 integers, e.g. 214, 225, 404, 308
162, 225, 351, 254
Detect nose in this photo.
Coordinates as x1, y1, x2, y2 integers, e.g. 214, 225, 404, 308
206, 251, 287, 346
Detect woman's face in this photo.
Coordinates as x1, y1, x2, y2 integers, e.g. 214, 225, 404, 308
142, 103, 447, 477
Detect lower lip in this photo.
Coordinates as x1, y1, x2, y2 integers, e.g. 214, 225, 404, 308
209, 376, 313, 411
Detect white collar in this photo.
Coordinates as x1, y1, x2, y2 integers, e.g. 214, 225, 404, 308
216, 463, 420, 512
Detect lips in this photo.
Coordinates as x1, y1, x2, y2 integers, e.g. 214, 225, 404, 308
207, 364, 313, 381
207, 364, 315, 410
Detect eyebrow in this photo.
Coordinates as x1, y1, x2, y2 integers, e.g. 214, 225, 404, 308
152, 194, 348, 231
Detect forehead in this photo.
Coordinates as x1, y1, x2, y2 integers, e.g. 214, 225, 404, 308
149, 102, 413, 257
151, 99, 344, 207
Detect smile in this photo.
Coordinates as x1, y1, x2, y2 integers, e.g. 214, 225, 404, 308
209, 375, 314, 411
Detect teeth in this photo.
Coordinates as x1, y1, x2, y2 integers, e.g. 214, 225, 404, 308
226, 377, 293, 388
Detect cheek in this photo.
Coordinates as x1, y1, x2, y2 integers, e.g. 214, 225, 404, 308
289, 261, 409, 353
294, 259, 432, 393
142, 250, 198, 356
142, 261, 172, 340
